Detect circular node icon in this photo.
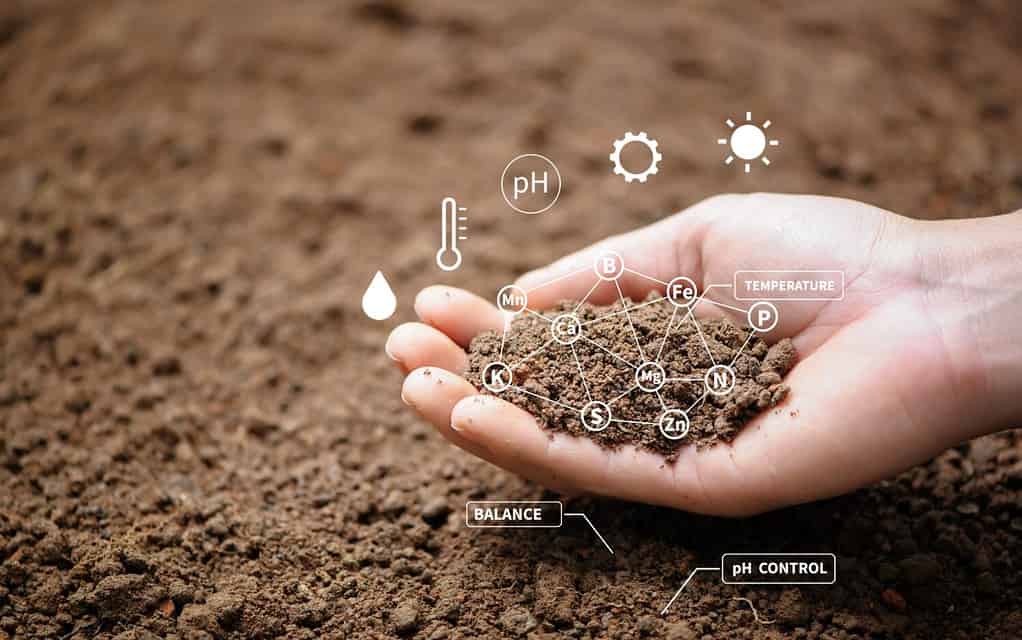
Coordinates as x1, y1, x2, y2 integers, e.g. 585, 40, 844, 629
580, 400, 612, 432
496, 285, 528, 314
500, 153, 562, 215
666, 276, 699, 308
704, 364, 736, 396
747, 300, 780, 333
659, 409, 690, 440
481, 362, 513, 393
593, 250, 625, 281
731, 124, 767, 160
635, 361, 667, 393
551, 313, 583, 345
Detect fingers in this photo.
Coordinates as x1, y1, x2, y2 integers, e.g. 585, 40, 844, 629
414, 285, 504, 348
386, 322, 468, 374
516, 200, 718, 310
400, 367, 494, 461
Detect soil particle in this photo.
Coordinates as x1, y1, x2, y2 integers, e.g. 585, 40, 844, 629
391, 601, 420, 635
467, 296, 795, 457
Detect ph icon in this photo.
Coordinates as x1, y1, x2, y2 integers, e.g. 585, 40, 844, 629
501, 153, 561, 215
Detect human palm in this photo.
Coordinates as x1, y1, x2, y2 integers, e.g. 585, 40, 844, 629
387, 194, 984, 515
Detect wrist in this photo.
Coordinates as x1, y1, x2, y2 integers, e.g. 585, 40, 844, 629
916, 211, 1022, 435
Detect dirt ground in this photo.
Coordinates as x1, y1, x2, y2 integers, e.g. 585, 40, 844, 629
2, 1, 1021, 638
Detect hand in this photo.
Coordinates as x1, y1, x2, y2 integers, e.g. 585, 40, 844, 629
386, 194, 1021, 516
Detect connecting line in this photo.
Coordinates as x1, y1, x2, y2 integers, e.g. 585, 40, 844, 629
660, 567, 721, 615
666, 376, 702, 382
608, 384, 638, 405
611, 418, 658, 425
615, 280, 646, 361
564, 512, 614, 555
729, 330, 755, 367
509, 338, 556, 369
686, 391, 709, 413
623, 267, 669, 287
499, 317, 509, 359
580, 335, 637, 369
654, 389, 669, 412
696, 296, 748, 315
655, 305, 680, 363
523, 308, 553, 323
687, 309, 716, 366
570, 344, 593, 402
574, 279, 602, 312
581, 296, 664, 326
509, 385, 579, 412
523, 265, 592, 294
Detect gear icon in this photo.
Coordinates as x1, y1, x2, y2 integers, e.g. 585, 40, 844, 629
609, 131, 662, 183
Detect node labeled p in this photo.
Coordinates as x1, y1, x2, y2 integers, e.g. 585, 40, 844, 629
748, 301, 779, 333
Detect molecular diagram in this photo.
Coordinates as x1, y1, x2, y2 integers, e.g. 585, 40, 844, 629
479, 250, 780, 441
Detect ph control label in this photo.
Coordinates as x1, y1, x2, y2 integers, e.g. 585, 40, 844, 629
722, 553, 836, 584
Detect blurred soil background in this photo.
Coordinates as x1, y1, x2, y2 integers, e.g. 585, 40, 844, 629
1, 1, 1021, 638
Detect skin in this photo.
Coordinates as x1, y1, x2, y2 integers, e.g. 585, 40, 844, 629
386, 193, 1022, 516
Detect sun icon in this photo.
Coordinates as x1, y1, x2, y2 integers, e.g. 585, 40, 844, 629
718, 112, 779, 173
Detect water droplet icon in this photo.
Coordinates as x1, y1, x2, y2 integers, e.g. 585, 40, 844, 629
362, 271, 397, 321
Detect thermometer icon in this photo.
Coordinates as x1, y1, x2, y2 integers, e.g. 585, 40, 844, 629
436, 196, 467, 271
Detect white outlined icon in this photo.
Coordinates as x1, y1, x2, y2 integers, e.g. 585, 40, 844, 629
704, 364, 736, 396
666, 276, 699, 308
747, 301, 779, 333
436, 196, 467, 271
718, 112, 779, 173
482, 362, 513, 393
551, 313, 583, 345
659, 409, 690, 440
501, 154, 562, 215
362, 271, 397, 321
610, 131, 662, 183
581, 400, 612, 432
496, 285, 528, 314
636, 361, 667, 393
594, 250, 625, 281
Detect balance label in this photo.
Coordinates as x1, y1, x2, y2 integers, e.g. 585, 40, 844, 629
734, 270, 844, 301
722, 553, 837, 584
465, 501, 563, 528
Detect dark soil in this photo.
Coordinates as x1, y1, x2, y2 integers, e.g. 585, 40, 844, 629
466, 296, 796, 457
2, 1, 1022, 639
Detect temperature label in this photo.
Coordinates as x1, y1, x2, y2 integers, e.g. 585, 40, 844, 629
436, 196, 467, 271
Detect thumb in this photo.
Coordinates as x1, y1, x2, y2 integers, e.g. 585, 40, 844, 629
516, 199, 719, 310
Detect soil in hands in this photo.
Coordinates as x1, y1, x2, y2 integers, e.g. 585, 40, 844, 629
466, 294, 797, 457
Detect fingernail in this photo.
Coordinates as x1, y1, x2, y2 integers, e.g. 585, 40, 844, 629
384, 337, 401, 363
400, 390, 413, 408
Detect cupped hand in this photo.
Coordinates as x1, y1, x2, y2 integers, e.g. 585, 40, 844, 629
386, 193, 988, 516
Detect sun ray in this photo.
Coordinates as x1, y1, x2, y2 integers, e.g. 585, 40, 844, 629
725, 119, 735, 128
762, 157, 770, 165
717, 139, 727, 145
746, 111, 752, 121
769, 140, 779, 146
725, 155, 734, 164
762, 120, 771, 129
744, 163, 750, 173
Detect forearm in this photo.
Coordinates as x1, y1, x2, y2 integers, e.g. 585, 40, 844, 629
917, 210, 1022, 434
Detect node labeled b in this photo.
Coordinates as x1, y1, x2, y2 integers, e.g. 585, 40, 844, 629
667, 276, 698, 308
594, 250, 625, 281
636, 361, 666, 393
497, 285, 528, 314
747, 301, 779, 333
659, 409, 689, 440
581, 400, 611, 432
482, 362, 512, 393
704, 364, 736, 396
551, 314, 582, 345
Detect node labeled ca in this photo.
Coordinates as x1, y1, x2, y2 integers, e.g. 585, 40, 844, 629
501, 153, 561, 215
551, 313, 582, 345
